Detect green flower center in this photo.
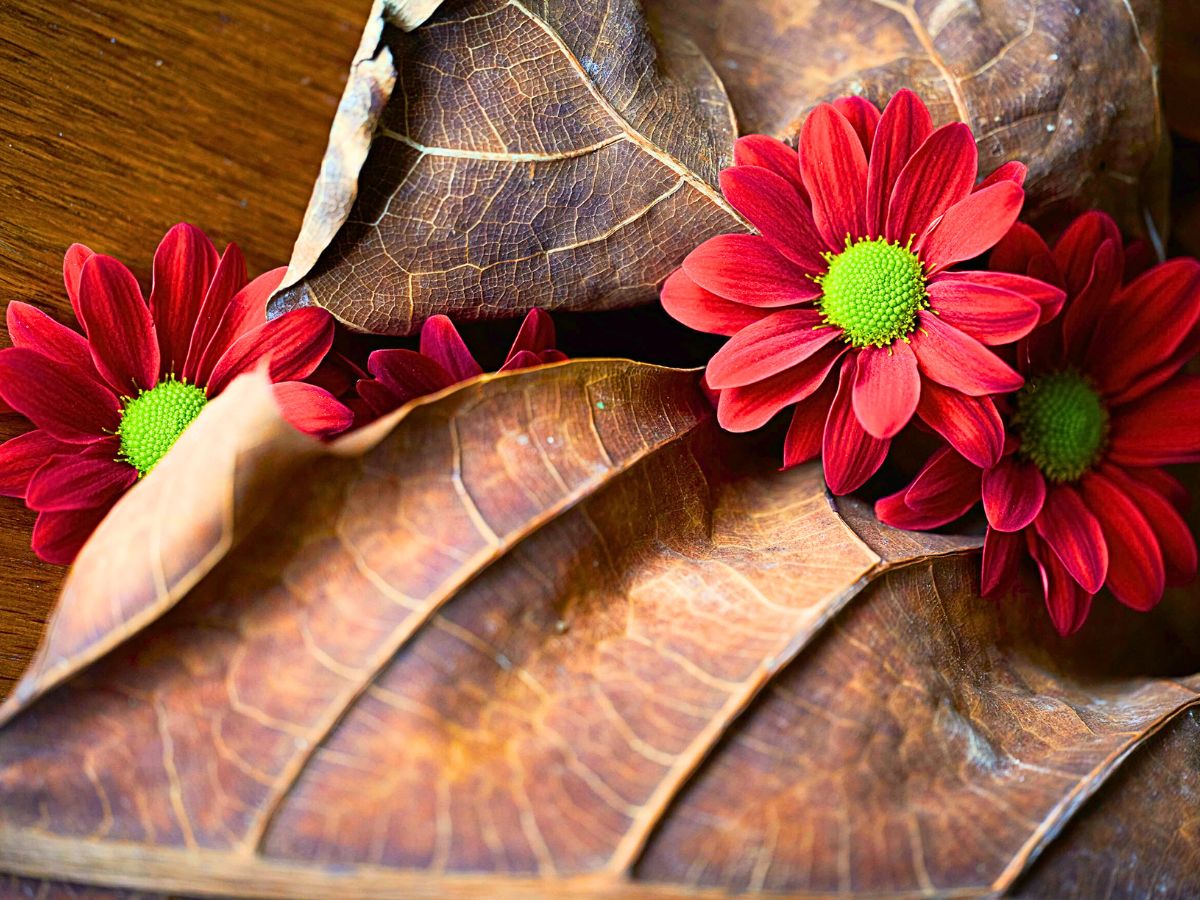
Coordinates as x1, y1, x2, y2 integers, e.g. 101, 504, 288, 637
1013, 372, 1109, 483
117, 377, 208, 477
815, 237, 929, 348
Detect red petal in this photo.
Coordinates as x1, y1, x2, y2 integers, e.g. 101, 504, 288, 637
506, 308, 556, 360
63, 243, 95, 323
1053, 211, 1123, 297
1127, 466, 1189, 511
31, 505, 112, 566
682, 234, 821, 307
717, 344, 845, 432
977, 161, 1027, 189
982, 455, 1045, 531
832, 96, 880, 153
875, 490, 953, 531
26, 441, 135, 512
77, 254, 160, 394
419, 315, 484, 382
499, 350, 542, 371
367, 348, 455, 410
1034, 484, 1107, 594
0, 347, 120, 442
981, 528, 1023, 597
732, 135, 806, 197
718, 166, 827, 271
900, 445, 981, 524
189, 267, 282, 386
911, 311, 1023, 396
660, 269, 769, 336
935, 270, 1065, 325
822, 357, 890, 494
851, 342, 919, 439
915, 380, 1003, 468
357, 379, 403, 419
1108, 375, 1200, 466
866, 90, 933, 236
6, 301, 95, 373
1091, 258, 1200, 398
208, 307, 335, 395
0, 430, 75, 498
182, 243, 248, 382
149, 223, 219, 375
1029, 535, 1093, 636
919, 181, 1024, 272
1060, 238, 1122, 367
1078, 471, 1165, 611
272, 382, 354, 438
927, 279, 1041, 346
800, 103, 869, 247
1104, 465, 1198, 586
885, 123, 976, 244
706, 309, 837, 389
782, 377, 836, 468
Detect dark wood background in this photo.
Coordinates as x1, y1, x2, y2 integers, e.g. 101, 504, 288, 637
0, 0, 1197, 698
0, 0, 368, 695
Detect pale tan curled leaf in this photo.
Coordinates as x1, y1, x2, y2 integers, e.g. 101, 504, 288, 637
270, 0, 746, 335
385, 0, 445, 30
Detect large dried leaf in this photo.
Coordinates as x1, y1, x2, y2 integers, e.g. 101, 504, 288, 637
645, 0, 1169, 242
271, 0, 745, 334
0, 363, 1196, 897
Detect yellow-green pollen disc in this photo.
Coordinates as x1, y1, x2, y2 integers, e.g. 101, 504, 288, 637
117, 377, 208, 477
1013, 372, 1109, 483
814, 237, 930, 348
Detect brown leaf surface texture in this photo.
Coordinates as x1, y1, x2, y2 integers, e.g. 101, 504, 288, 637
0, 363, 1196, 897
271, 0, 745, 335
646, 0, 1168, 242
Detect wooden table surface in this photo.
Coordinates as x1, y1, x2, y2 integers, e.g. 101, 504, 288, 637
0, 0, 368, 695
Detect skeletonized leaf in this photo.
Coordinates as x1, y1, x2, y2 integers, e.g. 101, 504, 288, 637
271, 0, 745, 335
0, 363, 1195, 897
645, 0, 1168, 242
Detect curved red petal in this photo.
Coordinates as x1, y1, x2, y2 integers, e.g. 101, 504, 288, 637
1103, 465, 1198, 586
1052, 211, 1123, 297
732, 134, 806, 198
866, 89, 933, 236
182, 242, 248, 382
1060, 238, 1122, 367
718, 166, 827, 270
1108, 375, 1200, 466
706, 309, 836, 389
149, 223, 220, 375
782, 377, 837, 469
682, 234, 821, 307
660, 269, 770, 336
911, 311, 1023, 396
367, 348, 455, 411
189, 267, 283, 386
0, 430, 76, 498
716, 344, 845, 433
832, 95, 881, 154
981, 527, 1023, 597
901, 444, 981, 523
62, 243, 95, 323
935, 270, 1065, 327
6, 301, 95, 374
915, 380, 1003, 468
851, 342, 919, 439
1078, 471, 1165, 611
1029, 535, 1094, 636
989, 222, 1052, 276
919, 181, 1024, 272
822, 357, 890, 494
1034, 484, 1108, 594
77, 254, 160, 394
927, 279, 1041, 346
800, 103, 869, 247
977, 161, 1027, 189
419, 315, 484, 383
982, 455, 1045, 531
26, 442, 135, 512
31, 504, 112, 566
208, 307, 335, 396
886, 122, 975, 244
506, 308, 556, 360
272, 382, 354, 438
0, 347, 120, 442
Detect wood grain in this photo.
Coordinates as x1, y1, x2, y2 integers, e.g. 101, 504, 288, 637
0, 0, 369, 697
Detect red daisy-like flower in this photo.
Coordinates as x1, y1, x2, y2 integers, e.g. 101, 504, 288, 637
0, 223, 353, 564
662, 90, 1065, 493
877, 211, 1200, 634
356, 308, 566, 419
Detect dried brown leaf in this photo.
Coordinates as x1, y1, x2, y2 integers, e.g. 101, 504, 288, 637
0, 362, 1195, 897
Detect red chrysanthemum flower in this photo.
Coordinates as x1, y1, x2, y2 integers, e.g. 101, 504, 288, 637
877, 211, 1200, 634
662, 90, 1065, 493
356, 308, 566, 419
0, 224, 353, 564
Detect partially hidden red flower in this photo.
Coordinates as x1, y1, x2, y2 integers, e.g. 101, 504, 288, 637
0, 223, 353, 564
356, 308, 566, 419
877, 211, 1200, 635
662, 89, 1065, 494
